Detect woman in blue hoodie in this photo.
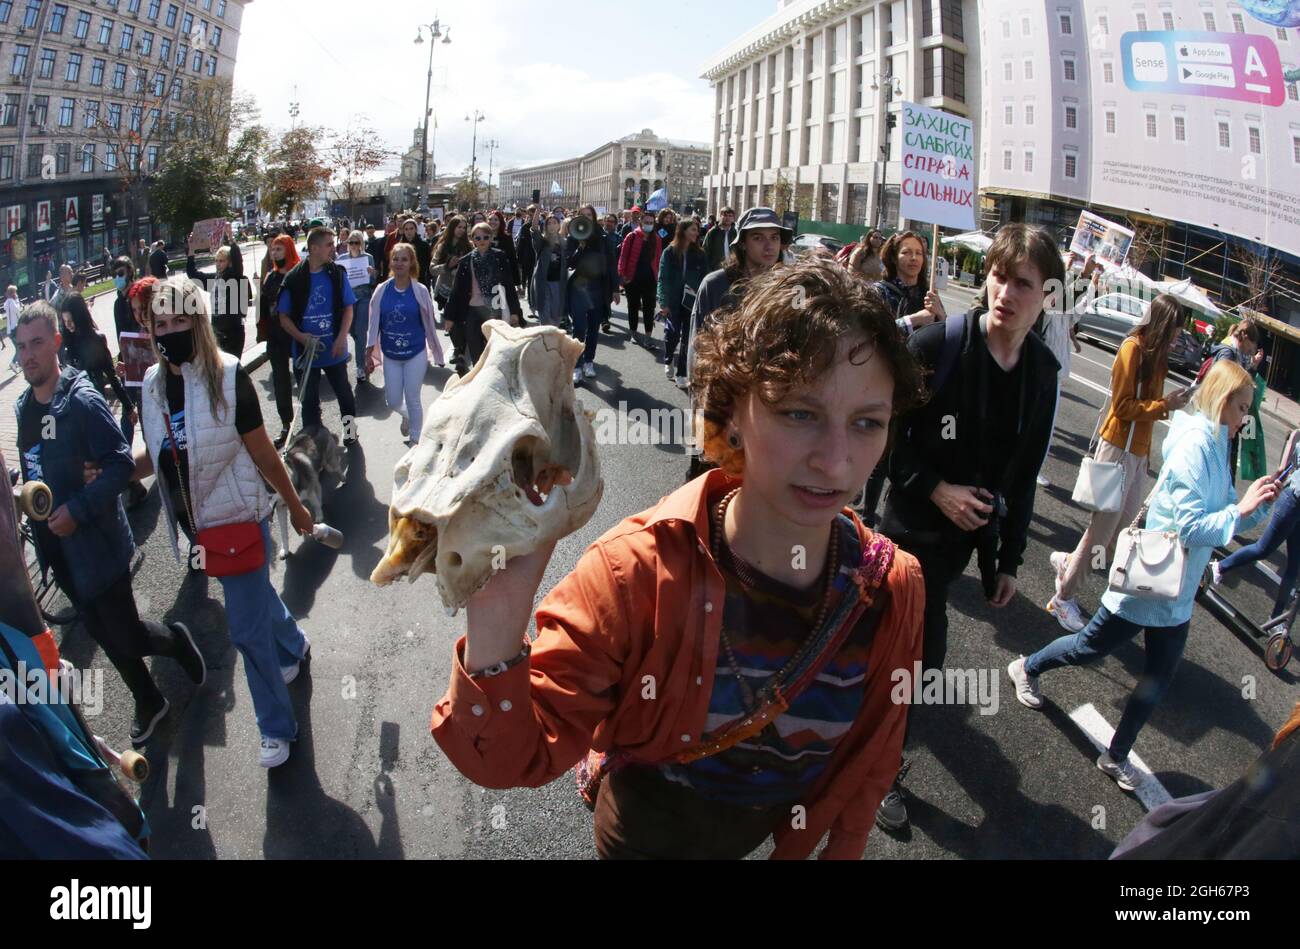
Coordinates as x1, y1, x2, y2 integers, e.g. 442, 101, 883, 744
1007, 359, 1279, 790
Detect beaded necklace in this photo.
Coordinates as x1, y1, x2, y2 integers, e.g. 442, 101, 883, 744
709, 486, 841, 715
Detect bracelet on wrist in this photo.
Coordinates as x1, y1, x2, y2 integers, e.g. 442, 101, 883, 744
468, 641, 531, 680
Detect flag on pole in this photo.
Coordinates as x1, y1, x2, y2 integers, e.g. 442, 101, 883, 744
550, 180, 563, 196
645, 187, 669, 212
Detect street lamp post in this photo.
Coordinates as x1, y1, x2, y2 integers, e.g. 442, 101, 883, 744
484, 138, 500, 209
465, 110, 485, 208
872, 73, 902, 229
415, 17, 452, 212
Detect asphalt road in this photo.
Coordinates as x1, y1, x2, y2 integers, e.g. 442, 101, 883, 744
52, 284, 1299, 859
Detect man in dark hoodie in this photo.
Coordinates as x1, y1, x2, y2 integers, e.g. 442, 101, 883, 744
13, 303, 205, 746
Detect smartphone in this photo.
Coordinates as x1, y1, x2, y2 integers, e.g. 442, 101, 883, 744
1278, 460, 1298, 486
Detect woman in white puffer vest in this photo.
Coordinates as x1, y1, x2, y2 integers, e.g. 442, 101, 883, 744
130, 276, 317, 770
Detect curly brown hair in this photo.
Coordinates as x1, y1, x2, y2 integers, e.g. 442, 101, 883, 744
691, 257, 924, 475
879, 230, 928, 281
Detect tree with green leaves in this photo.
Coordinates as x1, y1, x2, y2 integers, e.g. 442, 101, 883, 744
324, 120, 396, 221
453, 164, 485, 211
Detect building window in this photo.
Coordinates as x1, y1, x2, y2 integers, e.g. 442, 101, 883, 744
129, 0, 141, 12
58, 96, 73, 126
1173, 115, 1186, 141
1098, 15, 1109, 35
140, 31, 154, 55
217, 0, 226, 17
210, 26, 222, 49
206, 55, 216, 77
148, 0, 160, 19
1003, 148, 1013, 171
1001, 103, 1012, 125
38, 48, 55, 80
108, 102, 121, 128
1059, 14, 1072, 34
65, 52, 82, 82
1024, 151, 1034, 172
22, 0, 36, 28
1105, 110, 1116, 134
1137, 12, 1148, 31
81, 142, 94, 172
49, 3, 67, 33
55, 142, 69, 175
166, 4, 178, 28
1103, 62, 1114, 83
105, 145, 117, 171
0, 2, 11, 25
1025, 103, 1034, 125
152, 72, 164, 95
1162, 12, 1173, 30
1248, 126, 1261, 154
129, 104, 141, 132
74, 9, 89, 37
160, 38, 171, 62
30, 94, 47, 126
1022, 16, 1030, 36
98, 18, 114, 45
1279, 28, 1289, 41
120, 25, 135, 52
176, 44, 187, 67
1218, 121, 1230, 148
1293, 135, 1300, 164
0, 145, 13, 180
1003, 61, 1013, 81
11, 44, 29, 77
1001, 19, 1010, 40
147, 144, 159, 169
1232, 13, 1245, 33
182, 12, 193, 34
26, 144, 42, 177
1064, 152, 1077, 178
1288, 77, 1299, 101
83, 99, 98, 128
1063, 58, 1076, 81
0, 93, 17, 126
1203, 12, 1216, 31
831, 21, 845, 64
1024, 59, 1033, 80
1145, 113, 1157, 138
90, 57, 105, 85
1065, 105, 1077, 129
192, 50, 202, 71
112, 63, 126, 90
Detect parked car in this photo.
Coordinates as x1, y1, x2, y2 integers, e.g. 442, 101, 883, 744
1075, 292, 1151, 349
790, 233, 845, 257
1168, 329, 1203, 376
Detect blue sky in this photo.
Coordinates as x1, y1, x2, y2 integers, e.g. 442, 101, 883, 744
234, 0, 774, 182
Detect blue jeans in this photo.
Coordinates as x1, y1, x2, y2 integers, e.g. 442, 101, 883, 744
1024, 606, 1189, 761
567, 283, 603, 366
1220, 487, 1300, 617
350, 284, 373, 374
216, 519, 308, 741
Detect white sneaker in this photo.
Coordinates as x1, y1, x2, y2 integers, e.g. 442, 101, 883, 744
1209, 559, 1222, 586
1049, 551, 1070, 582
281, 634, 310, 684
675, 376, 688, 389
583, 362, 596, 379
1007, 656, 1044, 709
1046, 594, 1088, 633
259, 735, 291, 768
572, 368, 582, 386
1036, 473, 1051, 487
1096, 752, 1143, 791
664, 361, 674, 377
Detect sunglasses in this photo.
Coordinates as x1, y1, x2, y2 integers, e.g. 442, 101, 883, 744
348, 241, 362, 245
471, 235, 492, 242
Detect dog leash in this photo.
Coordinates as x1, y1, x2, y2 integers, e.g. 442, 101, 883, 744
282, 335, 321, 462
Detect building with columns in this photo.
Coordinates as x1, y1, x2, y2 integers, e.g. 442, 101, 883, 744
500, 128, 710, 214
700, 0, 977, 231
0, 0, 252, 295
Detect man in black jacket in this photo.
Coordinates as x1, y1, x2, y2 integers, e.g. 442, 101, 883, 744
147, 241, 168, 279
874, 223, 1064, 833
365, 224, 388, 282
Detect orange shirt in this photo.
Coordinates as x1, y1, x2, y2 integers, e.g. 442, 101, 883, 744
1099, 337, 1171, 458
431, 468, 925, 860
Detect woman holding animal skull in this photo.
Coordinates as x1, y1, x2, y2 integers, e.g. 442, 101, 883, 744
430, 257, 926, 859
124, 275, 318, 770
365, 243, 443, 445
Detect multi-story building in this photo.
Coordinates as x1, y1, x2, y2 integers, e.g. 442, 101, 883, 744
398, 123, 433, 207
978, 0, 1300, 328
0, 0, 250, 295
700, 0, 977, 231
500, 129, 710, 214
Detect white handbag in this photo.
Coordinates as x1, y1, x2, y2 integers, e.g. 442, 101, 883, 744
1108, 474, 1187, 601
1072, 354, 1142, 513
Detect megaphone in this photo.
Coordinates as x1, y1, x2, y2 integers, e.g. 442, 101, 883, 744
569, 214, 595, 242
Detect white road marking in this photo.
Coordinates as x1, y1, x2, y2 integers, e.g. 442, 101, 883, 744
1068, 703, 1173, 811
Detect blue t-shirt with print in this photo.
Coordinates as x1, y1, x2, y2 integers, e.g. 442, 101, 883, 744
378, 282, 426, 362
278, 268, 356, 369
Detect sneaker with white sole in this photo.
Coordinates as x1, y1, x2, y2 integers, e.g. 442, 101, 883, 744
572, 368, 582, 386
664, 361, 674, 377
1096, 752, 1143, 791
1049, 551, 1070, 585
259, 735, 291, 768
282, 635, 311, 684
1007, 656, 1044, 709
1209, 559, 1222, 586
583, 362, 596, 379
1036, 473, 1051, 487
1046, 594, 1088, 633
675, 376, 688, 389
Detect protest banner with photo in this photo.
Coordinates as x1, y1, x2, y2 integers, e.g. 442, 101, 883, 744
191, 218, 228, 252
1068, 210, 1135, 267
118, 332, 156, 388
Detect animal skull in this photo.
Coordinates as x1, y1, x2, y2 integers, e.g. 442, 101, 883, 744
371, 320, 603, 609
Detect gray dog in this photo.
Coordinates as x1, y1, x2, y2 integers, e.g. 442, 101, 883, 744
274, 425, 346, 558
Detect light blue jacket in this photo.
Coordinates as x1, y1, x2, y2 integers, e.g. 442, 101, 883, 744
1100, 409, 1268, 628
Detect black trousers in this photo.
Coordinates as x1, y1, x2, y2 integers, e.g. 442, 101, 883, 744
52, 560, 182, 709
266, 329, 294, 430
213, 321, 245, 361
625, 279, 656, 335
300, 360, 357, 435
463, 305, 494, 369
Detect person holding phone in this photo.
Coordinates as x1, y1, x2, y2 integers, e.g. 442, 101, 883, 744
1210, 425, 1300, 616
1047, 294, 1191, 633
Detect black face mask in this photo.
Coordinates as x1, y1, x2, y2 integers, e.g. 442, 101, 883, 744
155, 328, 194, 366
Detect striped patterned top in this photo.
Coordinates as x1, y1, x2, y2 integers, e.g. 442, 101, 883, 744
658, 522, 877, 807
